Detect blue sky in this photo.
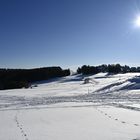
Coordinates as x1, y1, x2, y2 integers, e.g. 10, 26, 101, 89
1, 0, 140, 69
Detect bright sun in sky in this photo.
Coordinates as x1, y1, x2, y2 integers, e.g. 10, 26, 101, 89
134, 15, 140, 27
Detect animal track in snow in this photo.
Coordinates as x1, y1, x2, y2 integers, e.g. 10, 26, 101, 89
96, 108, 140, 127
15, 112, 29, 140
134, 124, 139, 126
121, 121, 126, 124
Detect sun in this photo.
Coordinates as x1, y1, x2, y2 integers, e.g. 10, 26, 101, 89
134, 15, 140, 27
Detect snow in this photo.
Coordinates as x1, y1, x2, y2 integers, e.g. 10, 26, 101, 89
1, 73, 140, 140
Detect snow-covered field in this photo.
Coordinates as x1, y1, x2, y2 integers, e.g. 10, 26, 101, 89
1, 73, 140, 140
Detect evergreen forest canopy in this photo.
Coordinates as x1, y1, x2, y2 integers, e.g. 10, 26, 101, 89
0, 64, 140, 90
0, 67, 70, 90
77, 64, 140, 75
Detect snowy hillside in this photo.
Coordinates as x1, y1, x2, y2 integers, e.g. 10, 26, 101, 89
1, 73, 140, 140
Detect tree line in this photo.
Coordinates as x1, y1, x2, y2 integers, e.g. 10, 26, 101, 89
0, 67, 70, 90
77, 64, 140, 75
1, 64, 140, 90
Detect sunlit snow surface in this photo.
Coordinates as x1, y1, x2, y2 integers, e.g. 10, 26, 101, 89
1, 73, 140, 140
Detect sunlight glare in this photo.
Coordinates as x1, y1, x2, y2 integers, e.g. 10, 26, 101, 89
134, 15, 140, 27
